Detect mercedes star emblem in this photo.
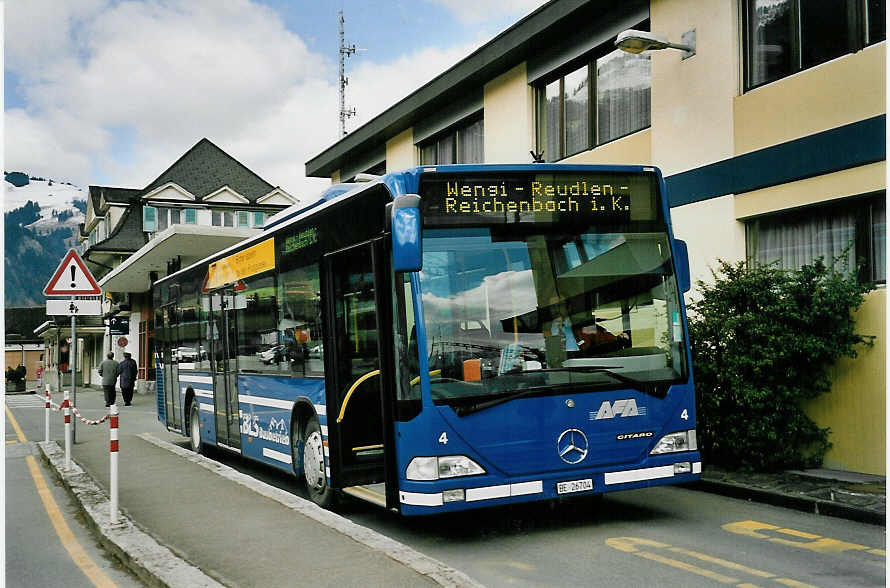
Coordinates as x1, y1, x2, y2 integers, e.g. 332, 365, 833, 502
557, 428, 589, 464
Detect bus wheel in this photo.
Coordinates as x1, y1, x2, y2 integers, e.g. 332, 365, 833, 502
302, 418, 334, 508
189, 402, 203, 455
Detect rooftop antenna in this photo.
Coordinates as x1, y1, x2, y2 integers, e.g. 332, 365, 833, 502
339, 10, 358, 137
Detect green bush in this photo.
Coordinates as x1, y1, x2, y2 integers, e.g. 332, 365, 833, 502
688, 258, 873, 471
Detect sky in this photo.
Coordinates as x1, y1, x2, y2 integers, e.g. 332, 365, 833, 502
4, 0, 548, 204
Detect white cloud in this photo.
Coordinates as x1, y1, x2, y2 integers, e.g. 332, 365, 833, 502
429, 0, 546, 24
4, 0, 544, 203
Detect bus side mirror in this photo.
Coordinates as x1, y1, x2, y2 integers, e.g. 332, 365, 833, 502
389, 194, 422, 272
673, 239, 691, 293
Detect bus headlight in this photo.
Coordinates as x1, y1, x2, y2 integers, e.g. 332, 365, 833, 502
650, 430, 697, 455
406, 456, 486, 480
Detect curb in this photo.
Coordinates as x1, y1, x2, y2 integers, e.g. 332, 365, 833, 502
139, 433, 486, 588
691, 479, 885, 526
37, 441, 226, 588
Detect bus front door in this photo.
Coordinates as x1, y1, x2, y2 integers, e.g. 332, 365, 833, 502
324, 240, 393, 499
210, 290, 241, 451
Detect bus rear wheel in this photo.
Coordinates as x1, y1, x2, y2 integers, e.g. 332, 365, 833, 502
301, 417, 335, 508
189, 402, 203, 455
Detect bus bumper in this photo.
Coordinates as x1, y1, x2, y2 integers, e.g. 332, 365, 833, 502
397, 452, 702, 516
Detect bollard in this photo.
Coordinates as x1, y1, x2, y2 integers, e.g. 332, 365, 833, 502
44, 386, 51, 444
63, 391, 71, 471
109, 404, 119, 523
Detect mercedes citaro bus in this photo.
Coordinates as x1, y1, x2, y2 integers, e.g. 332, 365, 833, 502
155, 164, 700, 515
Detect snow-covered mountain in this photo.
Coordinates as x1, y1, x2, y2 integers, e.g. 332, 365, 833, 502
5, 176, 86, 232
4, 174, 87, 306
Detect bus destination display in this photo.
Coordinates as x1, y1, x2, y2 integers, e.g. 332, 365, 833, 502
419, 172, 657, 225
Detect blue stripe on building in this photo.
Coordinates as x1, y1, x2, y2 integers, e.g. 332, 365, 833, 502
665, 115, 886, 207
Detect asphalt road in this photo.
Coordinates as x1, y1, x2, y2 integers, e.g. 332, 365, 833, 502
5, 393, 144, 588
219, 450, 886, 588
7, 389, 886, 588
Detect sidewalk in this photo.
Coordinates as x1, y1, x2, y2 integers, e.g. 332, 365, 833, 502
36, 386, 480, 588
695, 466, 885, 525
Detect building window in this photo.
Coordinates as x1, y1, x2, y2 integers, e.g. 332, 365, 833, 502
224, 211, 234, 227
143, 206, 157, 232
212, 210, 221, 226
746, 193, 885, 284
156, 207, 169, 231
744, 0, 885, 90
170, 209, 181, 225
419, 116, 484, 165
184, 208, 197, 224
237, 210, 249, 227
253, 211, 265, 227
536, 48, 651, 162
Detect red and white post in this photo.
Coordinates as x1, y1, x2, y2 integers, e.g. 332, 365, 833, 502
44, 386, 51, 443
63, 391, 71, 471
109, 404, 119, 523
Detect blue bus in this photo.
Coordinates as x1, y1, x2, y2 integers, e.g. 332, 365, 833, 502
154, 164, 700, 515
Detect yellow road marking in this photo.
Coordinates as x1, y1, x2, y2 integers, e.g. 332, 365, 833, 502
635, 549, 740, 584
606, 537, 822, 588
723, 521, 874, 555
667, 547, 775, 578
7, 439, 20, 444
5, 405, 117, 588
773, 579, 820, 588
7, 404, 28, 442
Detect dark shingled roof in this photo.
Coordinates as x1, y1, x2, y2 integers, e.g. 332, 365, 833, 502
86, 206, 147, 254
5, 306, 49, 343
143, 138, 274, 202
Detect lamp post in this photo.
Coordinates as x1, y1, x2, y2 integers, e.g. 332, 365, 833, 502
615, 29, 696, 60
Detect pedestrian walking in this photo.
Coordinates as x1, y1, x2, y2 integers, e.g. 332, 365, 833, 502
98, 352, 120, 407
119, 352, 138, 406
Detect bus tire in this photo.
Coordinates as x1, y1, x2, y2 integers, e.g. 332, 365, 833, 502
189, 402, 204, 455
302, 417, 335, 508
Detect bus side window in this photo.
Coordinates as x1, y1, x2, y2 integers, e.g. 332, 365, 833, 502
278, 263, 324, 377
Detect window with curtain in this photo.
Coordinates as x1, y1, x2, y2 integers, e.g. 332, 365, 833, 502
746, 193, 885, 283
418, 116, 484, 165
536, 47, 650, 162
745, 0, 885, 90
596, 49, 651, 145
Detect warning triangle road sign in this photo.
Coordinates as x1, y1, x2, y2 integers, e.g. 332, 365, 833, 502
44, 249, 102, 296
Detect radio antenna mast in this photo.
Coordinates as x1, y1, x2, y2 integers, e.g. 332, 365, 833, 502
338, 10, 357, 137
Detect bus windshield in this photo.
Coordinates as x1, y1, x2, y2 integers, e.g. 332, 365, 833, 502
411, 226, 688, 406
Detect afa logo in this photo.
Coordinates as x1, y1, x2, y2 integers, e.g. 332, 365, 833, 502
591, 398, 647, 420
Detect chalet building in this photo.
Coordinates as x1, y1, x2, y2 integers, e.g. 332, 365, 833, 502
37, 138, 297, 394
306, 0, 886, 474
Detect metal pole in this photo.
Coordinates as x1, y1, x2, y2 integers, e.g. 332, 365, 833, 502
71, 296, 77, 443
64, 391, 71, 470
44, 387, 50, 443
109, 404, 119, 523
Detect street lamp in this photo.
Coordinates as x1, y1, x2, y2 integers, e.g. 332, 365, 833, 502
615, 29, 696, 60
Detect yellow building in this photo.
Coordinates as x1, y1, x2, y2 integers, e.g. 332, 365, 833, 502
306, 0, 885, 475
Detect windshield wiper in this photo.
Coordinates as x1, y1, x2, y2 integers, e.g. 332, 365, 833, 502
453, 366, 655, 417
